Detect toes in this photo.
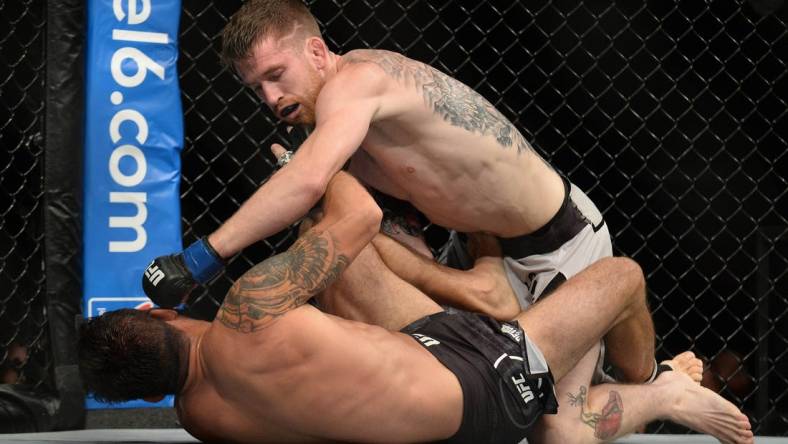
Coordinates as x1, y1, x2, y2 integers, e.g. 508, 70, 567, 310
738, 429, 754, 444
690, 365, 703, 383
661, 351, 705, 383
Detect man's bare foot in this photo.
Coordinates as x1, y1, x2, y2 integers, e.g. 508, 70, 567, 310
656, 371, 753, 444
661, 351, 703, 384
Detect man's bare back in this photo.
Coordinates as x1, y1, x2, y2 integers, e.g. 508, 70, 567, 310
165, 173, 460, 443
338, 49, 565, 236
177, 305, 462, 443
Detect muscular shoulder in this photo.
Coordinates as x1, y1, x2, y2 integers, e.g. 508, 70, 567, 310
341, 51, 534, 154
313, 52, 394, 121
323, 49, 433, 97
318, 49, 429, 121
341, 49, 409, 69
321, 51, 391, 98
340, 49, 434, 85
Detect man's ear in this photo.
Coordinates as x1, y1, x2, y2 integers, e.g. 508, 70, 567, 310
149, 308, 178, 321
143, 395, 166, 403
305, 37, 328, 69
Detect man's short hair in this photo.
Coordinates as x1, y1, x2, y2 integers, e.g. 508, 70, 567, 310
220, 0, 321, 68
77, 309, 186, 403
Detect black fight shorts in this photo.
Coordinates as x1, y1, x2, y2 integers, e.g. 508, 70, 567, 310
401, 308, 558, 444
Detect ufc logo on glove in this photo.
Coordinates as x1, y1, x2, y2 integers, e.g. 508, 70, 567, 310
145, 261, 165, 287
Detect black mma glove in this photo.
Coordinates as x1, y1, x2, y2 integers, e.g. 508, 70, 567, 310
142, 237, 224, 308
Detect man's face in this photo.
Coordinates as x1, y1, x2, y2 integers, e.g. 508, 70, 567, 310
235, 32, 323, 126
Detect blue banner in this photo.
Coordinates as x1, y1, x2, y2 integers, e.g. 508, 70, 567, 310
84, 0, 183, 409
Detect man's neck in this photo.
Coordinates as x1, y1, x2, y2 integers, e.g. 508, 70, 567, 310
324, 50, 341, 80
178, 324, 208, 396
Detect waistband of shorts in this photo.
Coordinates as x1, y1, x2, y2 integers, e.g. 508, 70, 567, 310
400, 310, 450, 334
498, 176, 589, 257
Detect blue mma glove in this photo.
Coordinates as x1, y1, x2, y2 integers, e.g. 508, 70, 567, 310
142, 237, 224, 308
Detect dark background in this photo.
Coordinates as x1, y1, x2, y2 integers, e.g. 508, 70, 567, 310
1, 0, 786, 435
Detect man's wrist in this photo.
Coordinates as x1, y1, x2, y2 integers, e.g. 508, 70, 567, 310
182, 237, 224, 283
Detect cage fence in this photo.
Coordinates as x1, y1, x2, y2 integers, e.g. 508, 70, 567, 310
0, 0, 785, 436
178, 0, 786, 435
0, 0, 51, 397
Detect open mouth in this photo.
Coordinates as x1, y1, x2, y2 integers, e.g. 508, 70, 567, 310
280, 103, 299, 118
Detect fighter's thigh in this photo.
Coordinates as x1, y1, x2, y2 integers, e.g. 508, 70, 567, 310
515, 257, 644, 381
318, 243, 443, 331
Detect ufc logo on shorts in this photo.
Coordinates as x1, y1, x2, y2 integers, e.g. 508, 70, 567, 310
412, 334, 440, 347
511, 373, 534, 404
145, 261, 165, 287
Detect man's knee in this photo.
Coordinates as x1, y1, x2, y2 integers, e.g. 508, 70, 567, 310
616, 256, 644, 286
595, 257, 645, 301
596, 256, 642, 278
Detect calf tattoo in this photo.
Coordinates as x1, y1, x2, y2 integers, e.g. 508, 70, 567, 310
346, 50, 531, 153
218, 231, 349, 332
567, 385, 624, 440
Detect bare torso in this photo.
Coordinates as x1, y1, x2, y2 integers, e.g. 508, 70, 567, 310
176, 305, 462, 443
340, 50, 564, 236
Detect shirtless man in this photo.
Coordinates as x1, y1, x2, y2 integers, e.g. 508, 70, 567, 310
142, 0, 650, 438
88, 171, 752, 444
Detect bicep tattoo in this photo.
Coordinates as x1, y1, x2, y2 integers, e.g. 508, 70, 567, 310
217, 231, 349, 333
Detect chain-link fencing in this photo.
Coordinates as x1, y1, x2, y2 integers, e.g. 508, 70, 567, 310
178, 0, 786, 435
1, 0, 83, 431
0, 0, 51, 396
1, 0, 784, 436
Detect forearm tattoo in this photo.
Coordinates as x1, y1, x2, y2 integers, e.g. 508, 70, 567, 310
567, 385, 624, 440
345, 50, 531, 153
218, 231, 349, 332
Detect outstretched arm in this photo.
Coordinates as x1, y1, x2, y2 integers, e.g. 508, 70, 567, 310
208, 64, 385, 259
216, 172, 382, 332
142, 65, 387, 308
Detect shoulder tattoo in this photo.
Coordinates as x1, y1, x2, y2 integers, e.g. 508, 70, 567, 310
345, 50, 531, 153
217, 231, 349, 333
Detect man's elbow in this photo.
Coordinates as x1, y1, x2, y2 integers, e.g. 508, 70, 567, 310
336, 200, 381, 251
302, 175, 330, 205
347, 196, 382, 245
361, 203, 383, 240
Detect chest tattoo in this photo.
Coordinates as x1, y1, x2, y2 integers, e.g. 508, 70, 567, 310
346, 50, 531, 153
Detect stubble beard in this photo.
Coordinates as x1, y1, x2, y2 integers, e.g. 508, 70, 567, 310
295, 71, 322, 125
